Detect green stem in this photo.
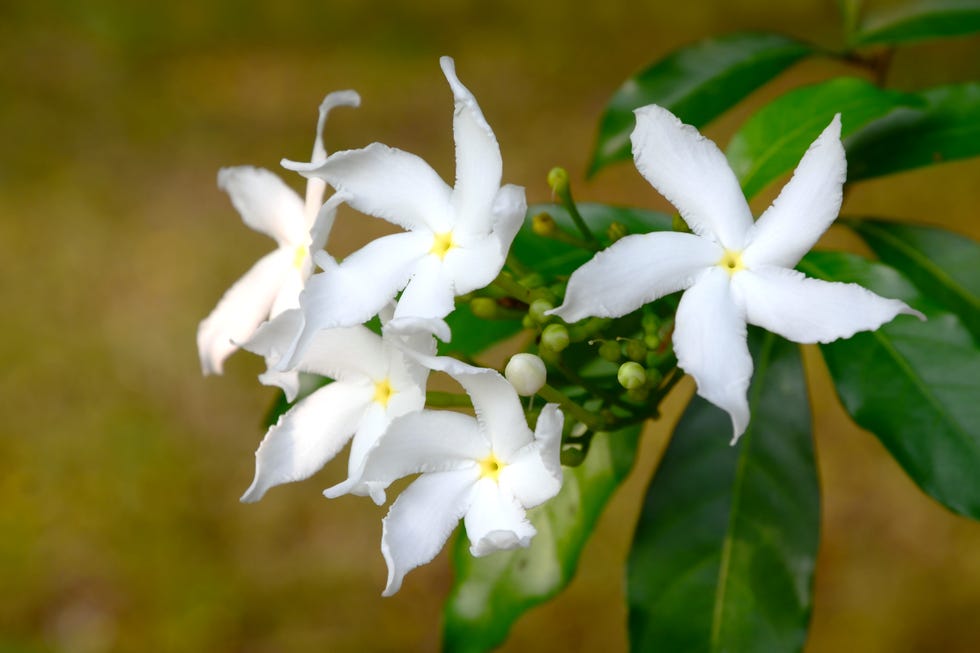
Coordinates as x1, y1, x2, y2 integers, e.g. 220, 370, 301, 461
490, 271, 534, 304
537, 383, 606, 430
557, 185, 599, 249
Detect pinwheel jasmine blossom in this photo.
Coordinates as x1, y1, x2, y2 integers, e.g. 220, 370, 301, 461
550, 105, 923, 441
353, 355, 564, 596
197, 90, 360, 375
279, 56, 525, 366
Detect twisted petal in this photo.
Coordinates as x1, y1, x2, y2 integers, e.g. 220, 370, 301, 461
743, 115, 846, 269
464, 479, 536, 557
303, 90, 362, 222
549, 231, 721, 323
632, 105, 753, 250
239, 380, 373, 503
674, 267, 753, 442
489, 183, 527, 253
197, 247, 293, 375
498, 404, 564, 508
392, 255, 456, 322
325, 402, 392, 504
243, 309, 304, 400
218, 166, 306, 245
444, 233, 509, 295
381, 469, 476, 596
733, 266, 924, 344
284, 143, 454, 234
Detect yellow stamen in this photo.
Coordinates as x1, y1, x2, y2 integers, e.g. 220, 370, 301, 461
373, 378, 395, 407
292, 245, 308, 270
718, 249, 745, 276
430, 231, 456, 259
478, 453, 504, 482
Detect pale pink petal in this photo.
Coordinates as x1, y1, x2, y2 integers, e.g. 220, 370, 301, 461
217, 166, 306, 245
464, 479, 536, 557
548, 231, 721, 323
743, 115, 846, 269
632, 105, 753, 249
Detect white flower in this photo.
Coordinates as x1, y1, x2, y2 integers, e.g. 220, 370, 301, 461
355, 356, 563, 596
238, 309, 431, 504
278, 56, 525, 366
550, 105, 923, 442
197, 90, 360, 375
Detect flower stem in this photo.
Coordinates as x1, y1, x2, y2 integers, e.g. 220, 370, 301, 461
537, 383, 606, 430
491, 271, 534, 304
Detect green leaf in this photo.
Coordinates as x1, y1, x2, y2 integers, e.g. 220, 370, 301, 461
441, 302, 523, 358
726, 77, 923, 199
589, 32, 813, 176
852, 0, 980, 46
847, 218, 980, 340
799, 251, 980, 518
845, 82, 980, 182
443, 426, 642, 653
628, 331, 818, 653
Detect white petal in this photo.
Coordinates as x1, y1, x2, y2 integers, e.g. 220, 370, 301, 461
440, 57, 503, 236
498, 404, 564, 508
464, 478, 536, 557
283, 143, 454, 234
489, 183, 527, 252
548, 232, 720, 323
733, 266, 924, 344
631, 105, 753, 249
304, 90, 361, 221
392, 255, 457, 322
293, 324, 387, 382
242, 309, 304, 400
217, 166, 306, 245
381, 469, 476, 596
197, 248, 293, 375
308, 191, 349, 257
445, 232, 509, 295
268, 267, 305, 318
743, 115, 846, 269
325, 402, 391, 503
239, 380, 373, 503
674, 268, 753, 442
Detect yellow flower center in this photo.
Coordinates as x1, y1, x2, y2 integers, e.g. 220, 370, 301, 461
478, 453, 504, 482
718, 249, 745, 276
430, 231, 456, 259
292, 245, 308, 270
373, 378, 395, 407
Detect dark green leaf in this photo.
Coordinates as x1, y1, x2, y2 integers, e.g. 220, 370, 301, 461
853, 0, 980, 45
443, 426, 642, 653
727, 77, 924, 198
628, 331, 818, 653
800, 251, 980, 518
441, 302, 523, 358
589, 33, 813, 176
847, 218, 980, 340
845, 82, 980, 181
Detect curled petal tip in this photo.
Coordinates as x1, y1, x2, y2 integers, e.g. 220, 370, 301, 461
319, 89, 361, 115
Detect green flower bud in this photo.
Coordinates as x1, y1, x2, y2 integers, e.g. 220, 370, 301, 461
505, 353, 547, 396
469, 297, 498, 319
528, 298, 554, 324
607, 221, 629, 243
627, 385, 650, 402
560, 446, 586, 467
541, 324, 570, 353
532, 212, 557, 236
645, 367, 664, 387
641, 312, 660, 333
547, 166, 569, 195
625, 339, 647, 362
598, 340, 621, 363
644, 333, 661, 350
522, 314, 536, 329
617, 361, 646, 390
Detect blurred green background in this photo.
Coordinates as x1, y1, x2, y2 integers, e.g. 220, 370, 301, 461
1, 1, 979, 651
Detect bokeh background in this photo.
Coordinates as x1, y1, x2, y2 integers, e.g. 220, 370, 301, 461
2, 1, 979, 651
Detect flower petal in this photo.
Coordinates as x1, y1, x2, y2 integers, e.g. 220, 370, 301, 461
443, 233, 508, 296
548, 231, 720, 323
381, 469, 476, 596
325, 402, 392, 504
303, 90, 361, 222
440, 57, 503, 236
489, 183, 527, 253
733, 265, 924, 344
197, 247, 293, 375
391, 255, 457, 322
464, 478, 536, 557
241, 308, 304, 400
498, 404, 564, 508
632, 105, 753, 249
743, 115, 846, 269
674, 267, 753, 442
217, 166, 306, 245
239, 380, 373, 503
283, 143, 454, 234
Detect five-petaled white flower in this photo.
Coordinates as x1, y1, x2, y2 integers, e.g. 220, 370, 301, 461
197, 90, 360, 375
238, 309, 432, 504
354, 355, 563, 596
278, 56, 526, 367
550, 105, 922, 442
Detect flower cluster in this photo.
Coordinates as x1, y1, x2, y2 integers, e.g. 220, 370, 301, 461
199, 57, 919, 593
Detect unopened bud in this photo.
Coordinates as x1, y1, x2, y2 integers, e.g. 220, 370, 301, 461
505, 353, 547, 396
617, 361, 646, 390
470, 297, 498, 319
607, 221, 629, 243
644, 333, 661, 350
627, 385, 650, 402
625, 339, 647, 362
598, 340, 621, 363
547, 166, 569, 195
541, 324, 570, 353
532, 212, 557, 236
560, 446, 586, 467
529, 298, 554, 324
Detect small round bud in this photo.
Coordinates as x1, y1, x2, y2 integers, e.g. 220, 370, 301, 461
469, 297, 498, 319
641, 312, 660, 332
625, 339, 647, 362
547, 166, 569, 194
617, 361, 646, 390
529, 298, 554, 324
607, 221, 629, 243
627, 385, 650, 402
532, 212, 557, 236
598, 340, 621, 363
521, 314, 536, 329
646, 367, 664, 387
644, 333, 661, 350
560, 446, 586, 467
541, 324, 570, 353
505, 353, 547, 396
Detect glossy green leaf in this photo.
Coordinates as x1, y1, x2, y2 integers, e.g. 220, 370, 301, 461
852, 0, 980, 45
443, 426, 642, 653
847, 218, 980, 340
845, 82, 980, 182
800, 251, 980, 518
628, 331, 818, 653
589, 32, 813, 176
726, 77, 922, 199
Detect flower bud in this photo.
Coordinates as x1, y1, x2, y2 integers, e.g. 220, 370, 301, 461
528, 298, 554, 324
625, 339, 647, 362
617, 361, 646, 390
469, 297, 498, 319
541, 324, 570, 353
627, 385, 650, 402
560, 446, 586, 467
598, 340, 621, 363
607, 221, 629, 243
547, 166, 569, 195
505, 353, 547, 396
532, 212, 557, 236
